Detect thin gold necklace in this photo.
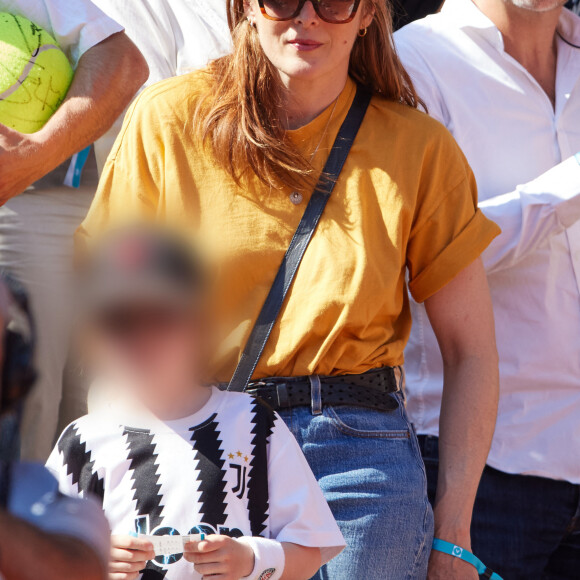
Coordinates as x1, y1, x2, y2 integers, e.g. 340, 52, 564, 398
287, 94, 340, 205
309, 95, 340, 163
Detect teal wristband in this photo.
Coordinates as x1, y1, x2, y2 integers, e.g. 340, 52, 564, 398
432, 538, 503, 579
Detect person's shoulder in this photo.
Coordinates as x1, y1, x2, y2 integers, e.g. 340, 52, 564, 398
58, 412, 102, 433
396, 10, 447, 32
119, 68, 214, 140
368, 97, 455, 150
135, 68, 214, 112
395, 9, 464, 70
56, 413, 118, 451
395, 10, 453, 46
365, 96, 471, 200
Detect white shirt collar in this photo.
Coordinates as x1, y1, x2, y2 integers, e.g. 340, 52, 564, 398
559, 5, 580, 46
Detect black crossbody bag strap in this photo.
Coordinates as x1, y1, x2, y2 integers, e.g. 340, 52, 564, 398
228, 86, 372, 392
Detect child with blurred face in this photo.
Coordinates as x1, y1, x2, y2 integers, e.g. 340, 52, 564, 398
47, 227, 345, 580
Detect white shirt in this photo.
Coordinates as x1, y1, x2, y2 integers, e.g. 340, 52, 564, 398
91, 0, 232, 170
0, 0, 122, 66
395, 0, 580, 483
47, 388, 345, 580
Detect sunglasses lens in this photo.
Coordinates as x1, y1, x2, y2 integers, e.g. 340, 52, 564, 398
261, 0, 357, 23
316, 0, 357, 22
262, 0, 301, 19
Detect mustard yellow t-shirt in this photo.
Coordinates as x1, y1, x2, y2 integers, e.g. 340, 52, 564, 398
81, 73, 499, 381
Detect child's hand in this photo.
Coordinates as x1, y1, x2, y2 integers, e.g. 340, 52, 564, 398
109, 534, 155, 580
184, 535, 254, 579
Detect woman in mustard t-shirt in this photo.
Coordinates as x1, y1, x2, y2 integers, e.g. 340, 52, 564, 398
81, 0, 501, 578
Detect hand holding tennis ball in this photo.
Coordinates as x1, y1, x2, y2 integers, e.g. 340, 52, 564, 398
0, 13, 74, 204
0, 12, 73, 133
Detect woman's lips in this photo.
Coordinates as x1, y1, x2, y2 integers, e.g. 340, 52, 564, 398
288, 38, 323, 51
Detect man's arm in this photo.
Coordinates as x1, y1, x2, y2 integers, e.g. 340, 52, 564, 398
480, 154, 580, 273
0, 31, 148, 203
395, 33, 580, 274
0, 510, 105, 580
424, 258, 499, 580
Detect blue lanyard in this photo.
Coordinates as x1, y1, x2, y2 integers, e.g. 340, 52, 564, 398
432, 539, 504, 579
71, 146, 91, 188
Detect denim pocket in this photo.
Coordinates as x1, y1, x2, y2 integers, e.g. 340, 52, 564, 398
325, 404, 411, 439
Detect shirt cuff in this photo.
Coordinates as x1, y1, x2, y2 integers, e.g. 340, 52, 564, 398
552, 155, 580, 229
237, 536, 286, 580
409, 209, 500, 303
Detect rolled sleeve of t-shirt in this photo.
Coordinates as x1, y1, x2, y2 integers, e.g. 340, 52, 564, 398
407, 141, 501, 303
6, 0, 124, 67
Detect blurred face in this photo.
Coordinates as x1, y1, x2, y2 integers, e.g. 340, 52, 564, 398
246, 0, 374, 85
88, 304, 204, 410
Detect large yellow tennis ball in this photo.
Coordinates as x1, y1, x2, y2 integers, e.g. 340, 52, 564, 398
0, 12, 73, 133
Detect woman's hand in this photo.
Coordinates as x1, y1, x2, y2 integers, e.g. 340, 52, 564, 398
109, 535, 155, 580
184, 535, 254, 579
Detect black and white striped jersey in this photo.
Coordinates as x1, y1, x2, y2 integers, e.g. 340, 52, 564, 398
46, 388, 344, 580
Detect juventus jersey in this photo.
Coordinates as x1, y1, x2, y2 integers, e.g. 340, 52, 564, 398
46, 388, 344, 580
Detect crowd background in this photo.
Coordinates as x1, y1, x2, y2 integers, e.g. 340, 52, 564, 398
0, 0, 578, 579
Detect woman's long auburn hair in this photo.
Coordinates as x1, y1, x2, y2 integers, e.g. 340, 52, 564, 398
194, 0, 421, 192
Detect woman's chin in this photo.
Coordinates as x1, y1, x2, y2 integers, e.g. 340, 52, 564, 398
278, 62, 328, 84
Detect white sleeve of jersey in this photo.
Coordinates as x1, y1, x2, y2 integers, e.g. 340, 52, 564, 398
266, 417, 345, 565
45, 425, 81, 497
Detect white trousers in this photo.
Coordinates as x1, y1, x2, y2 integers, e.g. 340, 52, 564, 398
0, 187, 95, 461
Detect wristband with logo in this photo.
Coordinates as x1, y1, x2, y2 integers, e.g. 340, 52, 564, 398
432, 538, 503, 579
237, 536, 285, 580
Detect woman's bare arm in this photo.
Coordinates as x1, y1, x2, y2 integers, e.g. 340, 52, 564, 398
424, 257, 499, 579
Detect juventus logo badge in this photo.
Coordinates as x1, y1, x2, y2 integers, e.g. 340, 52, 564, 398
230, 463, 248, 499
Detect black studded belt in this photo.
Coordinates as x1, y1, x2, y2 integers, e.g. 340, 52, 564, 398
239, 367, 401, 413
